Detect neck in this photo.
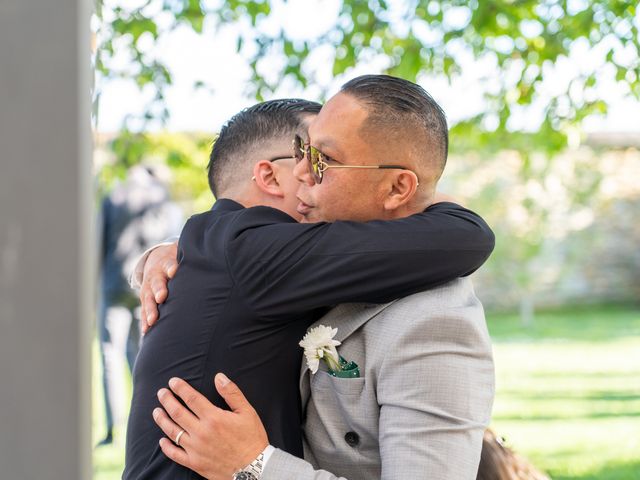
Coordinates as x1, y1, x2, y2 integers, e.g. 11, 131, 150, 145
395, 189, 434, 218
219, 185, 279, 211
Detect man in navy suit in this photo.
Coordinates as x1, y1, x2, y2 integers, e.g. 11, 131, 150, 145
125, 83, 494, 479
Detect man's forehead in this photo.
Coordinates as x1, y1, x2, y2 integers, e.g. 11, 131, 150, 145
308, 93, 366, 149
307, 122, 338, 150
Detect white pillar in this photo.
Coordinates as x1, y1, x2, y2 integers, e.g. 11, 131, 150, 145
0, 0, 93, 478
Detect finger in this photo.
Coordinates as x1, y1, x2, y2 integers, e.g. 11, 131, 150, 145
139, 293, 148, 333
151, 274, 169, 304
168, 377, 224, 420
165, 259, 179, 279
153, 407, 190, 447
159, 437, 191, 469
214, 373, 252, 413
157, 388, 199, 431
140, 313, 149, 335
143, 290, 159, 326
140, 296, 151, 334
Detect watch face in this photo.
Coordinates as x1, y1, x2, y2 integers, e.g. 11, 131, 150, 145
234, 473, 257, 480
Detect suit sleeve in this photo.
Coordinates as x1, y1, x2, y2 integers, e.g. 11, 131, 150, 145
375, 282, 494, 479
262, 449, 349, 480
226, 202, 495, 319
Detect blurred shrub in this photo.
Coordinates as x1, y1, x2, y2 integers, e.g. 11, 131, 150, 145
443, 145, 640, 313
95, 130, 214, 215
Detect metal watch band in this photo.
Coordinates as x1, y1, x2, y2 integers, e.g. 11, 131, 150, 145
232, 452, 265, 480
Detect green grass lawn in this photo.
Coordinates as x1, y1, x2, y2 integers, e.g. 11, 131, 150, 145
93, 305, 640, 479
92, 337, 130, 480
488, 306, 640, 480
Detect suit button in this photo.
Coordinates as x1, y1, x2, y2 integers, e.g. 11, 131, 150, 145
345, 431, 360, 447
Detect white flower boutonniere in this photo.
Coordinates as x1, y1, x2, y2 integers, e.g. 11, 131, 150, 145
299, 325, 342, 374
299, 325, 360, 378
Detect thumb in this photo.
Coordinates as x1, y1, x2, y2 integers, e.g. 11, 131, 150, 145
165, 259, 179, 278
214, 373, 250, 413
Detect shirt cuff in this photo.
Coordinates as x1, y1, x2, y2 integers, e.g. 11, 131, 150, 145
128, 237, 180, 289
261, 445, 276, 473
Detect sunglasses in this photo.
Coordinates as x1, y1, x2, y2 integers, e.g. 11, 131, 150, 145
293, 134, 416, 185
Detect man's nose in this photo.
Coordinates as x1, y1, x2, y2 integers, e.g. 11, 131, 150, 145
293, 157, 314, 186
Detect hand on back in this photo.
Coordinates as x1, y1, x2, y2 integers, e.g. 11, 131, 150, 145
139, 242, 179, 334
153, 374, 269, 480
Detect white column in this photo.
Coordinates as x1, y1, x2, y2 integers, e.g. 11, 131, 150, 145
0, 0, 93, 478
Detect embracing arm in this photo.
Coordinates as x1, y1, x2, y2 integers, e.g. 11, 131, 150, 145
153, 375, 350, 480
132, 240, 179, 332
134, 201, 494, 328
129, 238, 180, 290
230, 202, 495, 317
261, 450, 347, 480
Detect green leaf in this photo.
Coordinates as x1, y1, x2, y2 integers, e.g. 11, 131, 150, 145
94, 0, 640, 156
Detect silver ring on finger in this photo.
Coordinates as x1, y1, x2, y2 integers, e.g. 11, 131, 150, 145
175, 429, 186, 446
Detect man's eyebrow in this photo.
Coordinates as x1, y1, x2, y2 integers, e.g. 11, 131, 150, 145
312, 136, 342, 156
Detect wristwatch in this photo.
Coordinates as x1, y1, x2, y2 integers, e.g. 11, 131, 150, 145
232, 452, 265, 480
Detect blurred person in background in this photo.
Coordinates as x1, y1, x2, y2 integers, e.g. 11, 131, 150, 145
97, 164, 183, 446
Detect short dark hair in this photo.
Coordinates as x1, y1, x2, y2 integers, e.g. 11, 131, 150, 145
208, 98, 322, 196
340, 74, 448, 180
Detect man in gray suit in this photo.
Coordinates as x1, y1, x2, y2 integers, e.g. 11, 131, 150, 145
146, 75, 494, 479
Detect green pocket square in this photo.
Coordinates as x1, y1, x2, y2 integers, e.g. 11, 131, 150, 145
328, 356, 360, 378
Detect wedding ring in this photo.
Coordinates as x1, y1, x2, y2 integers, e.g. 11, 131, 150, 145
175, 429, 185, 446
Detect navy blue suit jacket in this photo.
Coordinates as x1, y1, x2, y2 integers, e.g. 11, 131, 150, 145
123, 199, 494, 479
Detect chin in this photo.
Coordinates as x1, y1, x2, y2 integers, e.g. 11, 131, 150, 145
287, 213, 304, 223
301, 212, 324, 223
282, 207, 304, 222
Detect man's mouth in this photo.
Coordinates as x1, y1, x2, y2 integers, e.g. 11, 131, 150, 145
296, 198, 313, 216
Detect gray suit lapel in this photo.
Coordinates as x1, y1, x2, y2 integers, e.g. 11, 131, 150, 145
299, 301, 396, 410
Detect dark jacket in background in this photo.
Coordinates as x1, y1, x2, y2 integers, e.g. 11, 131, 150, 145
101, 165, 182, 303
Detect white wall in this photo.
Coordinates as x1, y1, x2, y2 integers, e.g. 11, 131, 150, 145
0, 0, 92, 478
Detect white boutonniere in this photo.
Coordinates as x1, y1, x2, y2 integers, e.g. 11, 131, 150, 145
299, 325, 360, 378
299, 325, 342, 374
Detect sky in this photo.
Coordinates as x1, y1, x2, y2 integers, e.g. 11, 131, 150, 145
95, 0, 640, 135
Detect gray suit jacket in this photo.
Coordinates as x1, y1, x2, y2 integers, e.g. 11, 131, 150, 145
262, 278, 494, 480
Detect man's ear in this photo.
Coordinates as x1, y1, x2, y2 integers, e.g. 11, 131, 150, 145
383, 171, 419, 211
252, 160, 285, 198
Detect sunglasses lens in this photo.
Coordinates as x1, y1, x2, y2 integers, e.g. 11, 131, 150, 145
294, 135, 324, 184
309, 146, 323, 184
293, 135, 304, 163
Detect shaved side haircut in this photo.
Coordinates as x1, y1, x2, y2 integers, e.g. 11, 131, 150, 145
208, 99, 322, 197
340, 75, 448, 184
